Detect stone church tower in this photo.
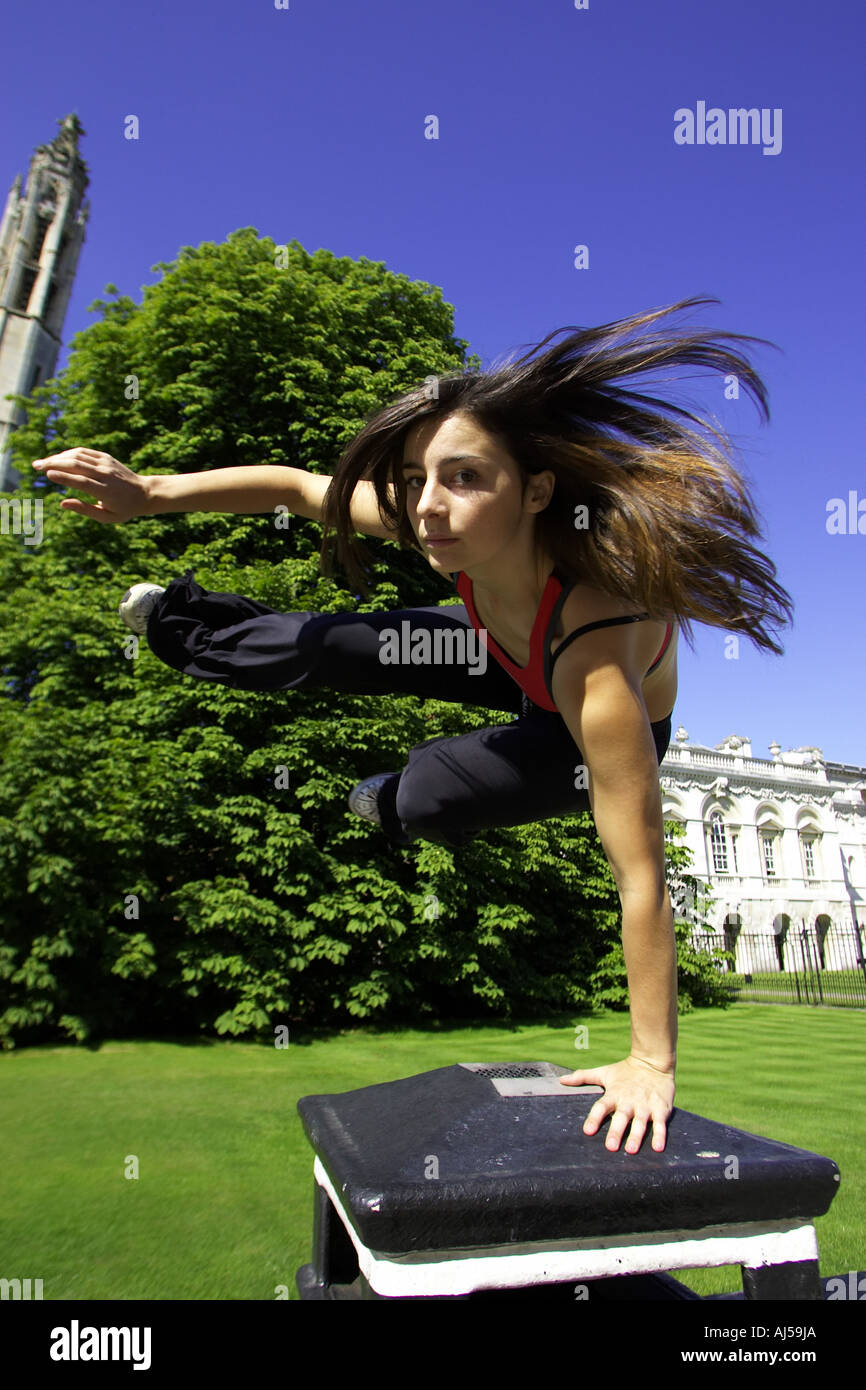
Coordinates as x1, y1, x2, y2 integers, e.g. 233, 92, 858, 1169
0, 113, 90, 491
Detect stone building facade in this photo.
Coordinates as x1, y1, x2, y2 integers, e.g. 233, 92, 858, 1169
660, 727, 866, 972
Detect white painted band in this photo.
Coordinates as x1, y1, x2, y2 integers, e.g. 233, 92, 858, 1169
312, 1156, 818, 1298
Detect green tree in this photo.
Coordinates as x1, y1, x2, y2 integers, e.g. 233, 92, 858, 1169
0, 229, 727, 1049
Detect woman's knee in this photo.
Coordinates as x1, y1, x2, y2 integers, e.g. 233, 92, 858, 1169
393, 771, 478, 847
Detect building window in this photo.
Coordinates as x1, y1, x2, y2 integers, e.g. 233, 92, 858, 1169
14, 267, 38, 312
730, 832, 739, 873
709, 813, 728, 873
801, 835, 816, 879
761, 832, 777, 879
30, 222, 50, 265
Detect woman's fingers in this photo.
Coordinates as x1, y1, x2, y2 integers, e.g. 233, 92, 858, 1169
39, 469, 109, 494
564, 1063, 672, 1152
604, 1110, 633, 1150
58, 499, 110, 521
31, 448, 141, 525
33, 449, 122, 499
558, 1068, 602, 1087
650, 1118, 667, 1152
33, 448, 114, 472
584, 1097, 612, 1136
33, 450, 108, 481
560, 1069, 606, 1135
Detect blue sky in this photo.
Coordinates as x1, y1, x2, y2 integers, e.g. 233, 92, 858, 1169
2, 0, 864, 764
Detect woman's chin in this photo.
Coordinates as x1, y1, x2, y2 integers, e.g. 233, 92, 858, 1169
420, 539, 464, 567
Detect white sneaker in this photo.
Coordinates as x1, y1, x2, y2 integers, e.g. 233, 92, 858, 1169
118, 583, 166, 635
348, 773, 398, 827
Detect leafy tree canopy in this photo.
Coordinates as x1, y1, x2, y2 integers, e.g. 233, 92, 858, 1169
0, 230, 727, 1049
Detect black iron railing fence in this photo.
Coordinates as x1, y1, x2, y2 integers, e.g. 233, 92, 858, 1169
688, 925, 866, 1007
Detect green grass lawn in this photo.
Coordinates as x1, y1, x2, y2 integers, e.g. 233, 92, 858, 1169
1, 1003, 862, 1301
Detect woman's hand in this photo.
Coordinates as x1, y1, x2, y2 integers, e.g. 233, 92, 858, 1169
31, 448, 151, 525
559, 1055, 676, 1154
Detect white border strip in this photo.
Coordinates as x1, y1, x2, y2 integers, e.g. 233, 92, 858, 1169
312, 1157, 818, 1298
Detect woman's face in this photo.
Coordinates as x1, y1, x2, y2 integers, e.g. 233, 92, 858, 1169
400, 412, 551, 572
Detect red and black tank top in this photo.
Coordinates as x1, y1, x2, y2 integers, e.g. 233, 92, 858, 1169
452, 567, 674, 714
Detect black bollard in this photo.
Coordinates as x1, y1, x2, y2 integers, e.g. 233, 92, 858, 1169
296, 1061, 840, 1301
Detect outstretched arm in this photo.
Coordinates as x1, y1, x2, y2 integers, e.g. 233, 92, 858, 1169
550, 637, 677, 1153
31, 448, 399, 537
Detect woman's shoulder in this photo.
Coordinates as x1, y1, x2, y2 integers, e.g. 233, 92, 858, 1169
555, 579, 676, 648
556, 578, 650, 623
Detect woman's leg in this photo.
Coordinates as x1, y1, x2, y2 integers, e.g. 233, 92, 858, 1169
144, 571, 672, 849
379, 709, 673, 848
144, 569, 523, 712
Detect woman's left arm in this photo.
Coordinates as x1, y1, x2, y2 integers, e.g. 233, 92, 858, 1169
551, 644, 677, 1153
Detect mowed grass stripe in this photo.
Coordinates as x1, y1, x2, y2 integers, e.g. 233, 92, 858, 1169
0, 1004, 862, 1300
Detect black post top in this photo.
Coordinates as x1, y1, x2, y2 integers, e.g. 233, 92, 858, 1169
297, 1062, 841, 1253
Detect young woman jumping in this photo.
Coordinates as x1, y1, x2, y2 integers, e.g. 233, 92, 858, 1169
30, 295, 793, 1155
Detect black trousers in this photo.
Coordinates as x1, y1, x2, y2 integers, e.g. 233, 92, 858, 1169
144, 570, 673, 849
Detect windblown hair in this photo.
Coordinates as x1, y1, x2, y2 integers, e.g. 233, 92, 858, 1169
320, 295, 793, 655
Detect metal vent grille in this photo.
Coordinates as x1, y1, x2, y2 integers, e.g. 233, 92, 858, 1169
458, 1061, 603, 1098
464, 1064, 549, 1079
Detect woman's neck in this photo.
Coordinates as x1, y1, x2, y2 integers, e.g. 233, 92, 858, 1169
466, 547, 557, 621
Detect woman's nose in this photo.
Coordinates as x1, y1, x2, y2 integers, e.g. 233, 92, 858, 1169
415, 478, 447, 512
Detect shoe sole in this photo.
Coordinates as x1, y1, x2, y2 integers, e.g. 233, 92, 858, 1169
348, 773, 398, 826
118, 583, 165, 635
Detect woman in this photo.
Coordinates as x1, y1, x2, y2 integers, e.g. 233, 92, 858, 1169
30, 296, 793, 1155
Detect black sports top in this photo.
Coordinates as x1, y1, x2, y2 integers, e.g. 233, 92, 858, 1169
452, 567, 674, 714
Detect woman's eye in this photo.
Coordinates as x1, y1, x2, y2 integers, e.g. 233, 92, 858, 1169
405, 470, 476, 491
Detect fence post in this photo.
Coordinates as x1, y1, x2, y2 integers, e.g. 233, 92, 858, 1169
797, 926, 812, 1004
854, 921, 866, 997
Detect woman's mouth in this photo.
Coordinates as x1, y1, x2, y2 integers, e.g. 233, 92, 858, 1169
425, 537, 458, 547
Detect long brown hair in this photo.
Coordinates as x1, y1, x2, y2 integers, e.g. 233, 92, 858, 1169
320, 296, 793, 654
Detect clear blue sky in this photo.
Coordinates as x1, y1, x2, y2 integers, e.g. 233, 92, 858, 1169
2, 0, 864, 764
